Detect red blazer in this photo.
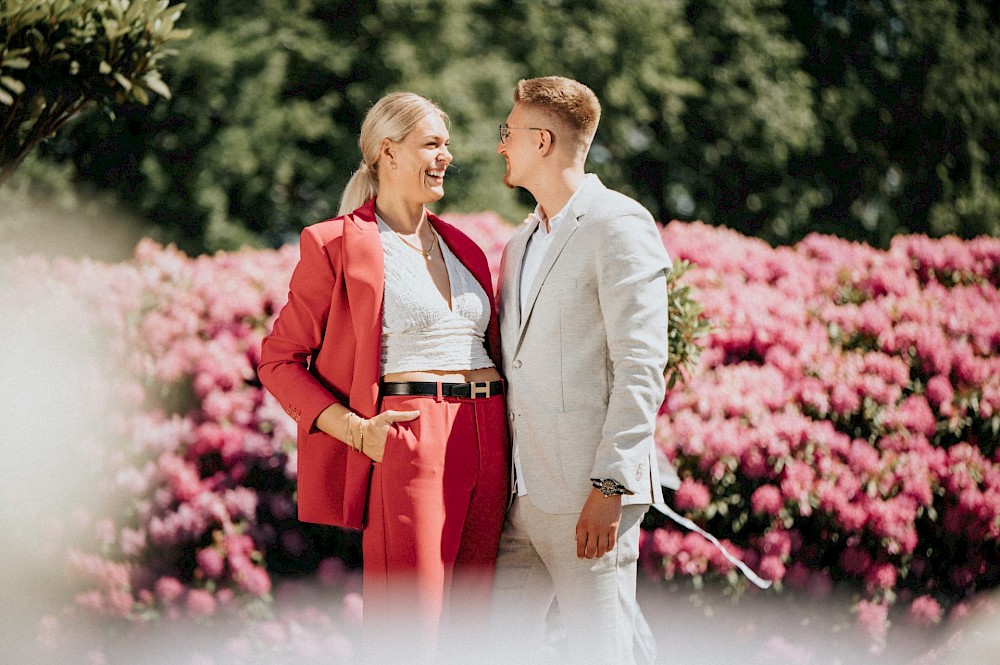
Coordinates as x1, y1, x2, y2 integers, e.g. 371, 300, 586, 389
257, 198, 502, 529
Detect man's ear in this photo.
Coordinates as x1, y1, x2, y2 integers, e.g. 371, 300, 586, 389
539, 128, 554, 155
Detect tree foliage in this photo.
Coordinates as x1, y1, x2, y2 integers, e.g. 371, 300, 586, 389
10, 0, 1000, 252
0, 0, 190, 185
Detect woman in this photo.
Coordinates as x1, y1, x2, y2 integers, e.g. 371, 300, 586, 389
257, 93, 509, 658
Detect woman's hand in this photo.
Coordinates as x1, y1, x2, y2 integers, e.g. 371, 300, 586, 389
359, 409, 420, 463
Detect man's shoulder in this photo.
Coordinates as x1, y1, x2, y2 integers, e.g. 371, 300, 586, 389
578, 178, 654, 224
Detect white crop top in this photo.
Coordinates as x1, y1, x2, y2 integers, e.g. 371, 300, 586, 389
377, 216, 495, 374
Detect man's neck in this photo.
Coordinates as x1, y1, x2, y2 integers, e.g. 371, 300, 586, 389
534, 167, 587, 225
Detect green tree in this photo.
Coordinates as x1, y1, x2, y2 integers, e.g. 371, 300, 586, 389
0, 0, 190, 186
43, 0, 525, 252
20, 0, 1000, 252
785, 0, 1000, 244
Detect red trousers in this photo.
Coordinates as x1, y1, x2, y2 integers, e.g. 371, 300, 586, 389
362, 391, 510, 658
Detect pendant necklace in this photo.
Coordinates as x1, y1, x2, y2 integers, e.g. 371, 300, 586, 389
395, 224, 438, 260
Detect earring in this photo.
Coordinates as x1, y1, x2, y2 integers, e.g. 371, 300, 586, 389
390, 161, 397, 170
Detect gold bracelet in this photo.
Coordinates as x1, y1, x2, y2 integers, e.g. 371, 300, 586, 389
358, 418, 365, 455
346, 414, 356, 450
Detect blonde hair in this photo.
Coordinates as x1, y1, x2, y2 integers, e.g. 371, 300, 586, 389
338, 92, 449, 215
514, 76, 601, 159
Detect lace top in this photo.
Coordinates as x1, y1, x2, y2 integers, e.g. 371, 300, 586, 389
377, 215, 495, 374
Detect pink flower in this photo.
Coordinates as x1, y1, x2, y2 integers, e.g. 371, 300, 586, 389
196, 547, 225, 578
758, 555, 787, 582
855, 599, 889, 640
236, 564, 272, 597
864, 562, 898, 591
185, 589, 217, 617
751, 485, 783, 516
107, 589, 135, 617
119, 527, 147, 557
925, 375, 954, 411
673, 478, 711, 511
760, 528, 793, 559
908, 596, 943, 626
155, 576, 185, 603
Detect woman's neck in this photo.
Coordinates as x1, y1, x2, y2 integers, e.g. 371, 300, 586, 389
374, 195, 427, 234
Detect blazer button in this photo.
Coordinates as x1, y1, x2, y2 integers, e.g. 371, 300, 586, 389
508, 412, 515, 421
513, 360, 522, 369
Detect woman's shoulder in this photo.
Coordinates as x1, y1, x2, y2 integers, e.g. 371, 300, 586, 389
301, 200, 377, 244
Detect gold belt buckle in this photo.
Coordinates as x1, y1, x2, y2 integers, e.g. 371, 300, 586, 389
471, 381, 491, 398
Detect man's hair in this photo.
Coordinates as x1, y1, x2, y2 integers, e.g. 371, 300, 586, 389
514, 76, 600, 159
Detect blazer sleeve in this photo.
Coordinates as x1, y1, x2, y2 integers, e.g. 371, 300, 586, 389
257, 225, 341, 431
590, 213, 672, 493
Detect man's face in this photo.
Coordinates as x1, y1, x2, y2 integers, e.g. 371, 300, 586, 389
497, 103, 546, 189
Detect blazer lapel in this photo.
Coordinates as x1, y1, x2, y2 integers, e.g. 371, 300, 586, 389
514, 216, 580, 351
341, 199, 384, 415
500, 216, 538, 351
513, 176, 604, 356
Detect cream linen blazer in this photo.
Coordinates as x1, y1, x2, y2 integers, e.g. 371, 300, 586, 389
498, 175, 671, 514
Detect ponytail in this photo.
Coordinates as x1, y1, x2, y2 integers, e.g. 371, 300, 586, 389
338, 161, 377, 216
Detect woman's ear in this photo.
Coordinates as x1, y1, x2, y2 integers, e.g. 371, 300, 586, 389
379, 138, 395, 164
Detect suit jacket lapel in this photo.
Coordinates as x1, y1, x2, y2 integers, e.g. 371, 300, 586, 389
514, 216, 579, 352
514, 177, 603, 354
341, 199, 383, 415
500, 216, 538, 344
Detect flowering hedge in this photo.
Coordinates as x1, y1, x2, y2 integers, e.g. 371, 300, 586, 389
3, 213, 999, 657
645, 223, 1000, 643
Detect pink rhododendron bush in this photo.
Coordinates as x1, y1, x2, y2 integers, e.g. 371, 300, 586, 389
646, 223, 1000, 644
2, 212, 999, 661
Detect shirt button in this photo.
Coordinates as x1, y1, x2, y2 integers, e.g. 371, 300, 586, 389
513, 360, 522, 369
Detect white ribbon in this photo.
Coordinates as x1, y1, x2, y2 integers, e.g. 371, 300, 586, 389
655, 454, 772, 589
649, 501, 772, 589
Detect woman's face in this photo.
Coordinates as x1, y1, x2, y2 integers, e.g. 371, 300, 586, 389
380, 112, 452, 206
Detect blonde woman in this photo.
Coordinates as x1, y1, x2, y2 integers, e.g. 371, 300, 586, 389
258, 92, 509, 659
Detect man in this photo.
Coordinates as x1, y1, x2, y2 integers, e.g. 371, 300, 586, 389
491, 76, 671, 664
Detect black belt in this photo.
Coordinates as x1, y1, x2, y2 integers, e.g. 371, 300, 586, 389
381, 380, 504, 399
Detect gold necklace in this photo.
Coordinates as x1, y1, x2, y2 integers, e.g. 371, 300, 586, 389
394, 225, 438, 260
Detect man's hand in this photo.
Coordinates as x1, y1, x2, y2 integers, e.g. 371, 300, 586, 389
575, 488, 622, 559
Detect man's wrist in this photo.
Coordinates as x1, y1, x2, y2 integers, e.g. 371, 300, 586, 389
591, 478, 629, 497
